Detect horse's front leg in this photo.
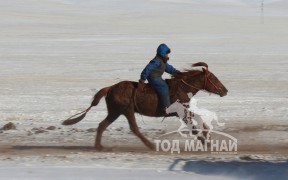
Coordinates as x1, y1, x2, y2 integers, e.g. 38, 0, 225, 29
202, 122, 211, 140
177, 123, 188, 138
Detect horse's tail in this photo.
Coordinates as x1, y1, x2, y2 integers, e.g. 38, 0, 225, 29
216, 121, 225, 127
62, 86, 111, 125
212, 113, 225, 127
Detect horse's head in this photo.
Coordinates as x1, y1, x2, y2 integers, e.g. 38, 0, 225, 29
172, 62, 228, 97
202, 67, 228, 97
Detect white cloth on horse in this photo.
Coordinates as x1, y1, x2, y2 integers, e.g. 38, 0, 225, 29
190, 66, 207, 71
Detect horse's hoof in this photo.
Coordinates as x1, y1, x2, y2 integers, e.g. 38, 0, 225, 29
146, 142, 155, 150
179, 133, 187, 138
95, 145, 104, 151
197, 136, 206, 145
95, 145, 114, 152
182, 134, 188, 138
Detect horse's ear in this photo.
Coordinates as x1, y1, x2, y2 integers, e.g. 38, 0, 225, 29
202, 67, 207, 73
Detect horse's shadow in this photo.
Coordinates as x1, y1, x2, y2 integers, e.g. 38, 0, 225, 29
11, 145, 151, 153
168, 158, 288, 180
12, 145, 95, 151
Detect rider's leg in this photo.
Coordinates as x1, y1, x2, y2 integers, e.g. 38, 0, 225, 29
148, 77, 171, 110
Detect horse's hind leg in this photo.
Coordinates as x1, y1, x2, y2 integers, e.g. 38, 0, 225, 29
95, 113, 119, 150
202, 123, 210, 140
125, 112, 155, 150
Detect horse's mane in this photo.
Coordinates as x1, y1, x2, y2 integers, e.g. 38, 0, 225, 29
192, 62, 208, 69
171, 62, 208, 79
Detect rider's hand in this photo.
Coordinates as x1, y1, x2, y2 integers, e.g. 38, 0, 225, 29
138, 79, 145, 91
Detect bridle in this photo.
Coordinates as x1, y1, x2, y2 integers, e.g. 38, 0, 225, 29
181, 70, 222, 94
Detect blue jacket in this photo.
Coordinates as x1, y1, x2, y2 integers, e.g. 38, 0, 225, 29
140, 57, 178, 81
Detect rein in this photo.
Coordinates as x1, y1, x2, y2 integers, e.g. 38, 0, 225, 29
181, 79, 202, 91
180, 70, 221, 93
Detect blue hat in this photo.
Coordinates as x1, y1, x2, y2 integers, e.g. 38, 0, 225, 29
157, 44, 171, 58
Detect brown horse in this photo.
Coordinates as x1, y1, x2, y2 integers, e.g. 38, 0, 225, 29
62, 62, 228, 150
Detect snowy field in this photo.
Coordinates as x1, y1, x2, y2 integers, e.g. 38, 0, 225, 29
0, 0, 288, 179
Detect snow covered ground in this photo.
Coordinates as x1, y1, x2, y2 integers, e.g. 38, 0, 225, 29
0, 0, 287, 179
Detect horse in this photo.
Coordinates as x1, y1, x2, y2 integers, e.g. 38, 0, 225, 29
62, 62, 228, 150
188, 97, 225, 133
165, 99, 199, 138
165, 95, 225, 140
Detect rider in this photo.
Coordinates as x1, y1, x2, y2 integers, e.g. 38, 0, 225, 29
139, 43, 180, 112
